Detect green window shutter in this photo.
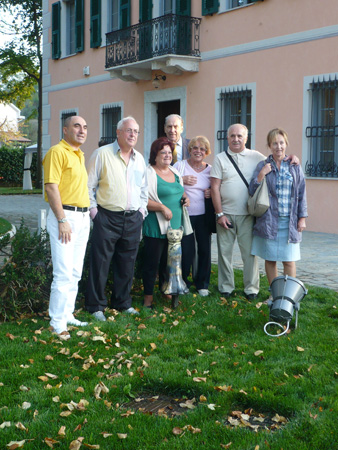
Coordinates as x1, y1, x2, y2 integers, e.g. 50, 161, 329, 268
139, 0, 152, 22
202, 0, 219, 16
176, 0, 191, 16
75, 0, 84, 52
90, 0, 102, 48
51, 2, 61, 59
120, 0, 131, 28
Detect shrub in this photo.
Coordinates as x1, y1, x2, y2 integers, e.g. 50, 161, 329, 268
0, 220, 52, 321
0, 145, 37, 186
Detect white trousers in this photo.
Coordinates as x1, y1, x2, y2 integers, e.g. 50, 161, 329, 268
47, 209, 90, 333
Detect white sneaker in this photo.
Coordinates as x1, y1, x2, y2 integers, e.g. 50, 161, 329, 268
92, 311, 107, 322
52, 330, 71, 341
67, 316, 88, 326
198, 289, 210, 297
124, 307, 140, 315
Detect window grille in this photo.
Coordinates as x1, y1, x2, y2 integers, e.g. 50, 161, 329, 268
217, 87, 252, 151
100, 105, 122, 145
305, 76, 338, 178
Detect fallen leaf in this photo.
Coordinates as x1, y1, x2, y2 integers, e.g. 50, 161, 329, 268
1, 421, 11, 429
220, 443, 232, 449
21, 402, 31, 410
44, 437, 60, 448
69, 439, 82, 450
19, 386, 29, 392
83, 444, 100, 449
15, 423, 27, 431
6, 333, 15, 340
199, 395, 207, 402
193, 377, 206, 383
150, 343, 156, 350
45, 355, 54, 361
58, 426, 66, 436
208, 404, 216, 410
45, 373, 58, 379
172, 427, 184, 435
101, 433, 112, 438
117, 433, 127, 439
6, 440, 26, 449
297, 346, 305, 352
254, 350, 263, 356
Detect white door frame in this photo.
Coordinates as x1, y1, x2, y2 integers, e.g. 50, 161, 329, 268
144, 86, 187, 161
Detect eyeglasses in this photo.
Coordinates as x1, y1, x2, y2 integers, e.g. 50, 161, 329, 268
124, 128, 140, 135
192, 146, 207, 152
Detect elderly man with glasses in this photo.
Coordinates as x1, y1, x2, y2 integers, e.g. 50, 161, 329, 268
85, 116, 148, 320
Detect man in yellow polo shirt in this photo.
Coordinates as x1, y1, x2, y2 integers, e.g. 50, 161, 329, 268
43, 116, 90, 340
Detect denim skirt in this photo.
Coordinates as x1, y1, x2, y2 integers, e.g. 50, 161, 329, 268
251, 216, 300, 262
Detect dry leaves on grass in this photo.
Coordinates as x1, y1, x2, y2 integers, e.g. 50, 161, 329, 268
225, 409, 288, 432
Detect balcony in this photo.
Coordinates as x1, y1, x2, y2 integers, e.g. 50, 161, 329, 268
105, 14, 201, 82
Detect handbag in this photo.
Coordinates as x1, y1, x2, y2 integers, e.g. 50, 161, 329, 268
225, 150, 270, 217
247, 177, 270, 217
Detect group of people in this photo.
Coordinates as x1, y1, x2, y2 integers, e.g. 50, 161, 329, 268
43, 115, 307, 340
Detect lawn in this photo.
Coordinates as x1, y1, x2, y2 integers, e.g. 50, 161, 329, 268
0, 218, 11, 236
0, 269, 338, 450
0, 187, 42, 195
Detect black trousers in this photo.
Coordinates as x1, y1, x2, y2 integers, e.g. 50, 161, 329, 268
181, 214, 211, 290
85, 206, 143, 312
142, 236, 168, 296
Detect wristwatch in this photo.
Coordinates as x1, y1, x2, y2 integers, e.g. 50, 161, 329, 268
215, 212, 225, 219
58, 218, 67, 223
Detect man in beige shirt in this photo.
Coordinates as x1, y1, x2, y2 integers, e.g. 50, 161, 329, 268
211, 123, 298, 300
211, 124, 264, 300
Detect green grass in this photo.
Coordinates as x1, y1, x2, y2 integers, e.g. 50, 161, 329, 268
0, 268, 338, 449
0, 187, 42, 195
0, 218, 11, 235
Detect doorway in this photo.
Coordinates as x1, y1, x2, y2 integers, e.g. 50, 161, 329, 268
157, 100, 180, 138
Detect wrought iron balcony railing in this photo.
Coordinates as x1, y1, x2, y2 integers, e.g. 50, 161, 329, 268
105, 14, 201, 69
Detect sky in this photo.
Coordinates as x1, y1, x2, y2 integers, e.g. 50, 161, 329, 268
0, 10, 16, 48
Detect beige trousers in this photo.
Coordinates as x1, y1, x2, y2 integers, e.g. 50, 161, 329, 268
216, 214, 259, 295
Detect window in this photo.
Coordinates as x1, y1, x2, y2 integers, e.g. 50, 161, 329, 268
100, 104, 122, 145
52, 2, 61, 59
51, 0, 84, 58
216, 86, 253, 151
90, 0, 102, 48
60, 110, 77, 139
108, 0, 130, 32
305, 75, 338, 178
204, 0, 262, 15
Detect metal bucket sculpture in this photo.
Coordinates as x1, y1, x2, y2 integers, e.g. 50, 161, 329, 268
162, 226, 189, 308
264, 275, 308, 337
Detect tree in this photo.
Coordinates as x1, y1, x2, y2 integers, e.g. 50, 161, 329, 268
0, 0, 42, 187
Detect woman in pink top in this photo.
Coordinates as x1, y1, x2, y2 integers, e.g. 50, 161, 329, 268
174, 136, 213, 297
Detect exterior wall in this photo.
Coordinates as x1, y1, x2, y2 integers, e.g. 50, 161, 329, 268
43, 0, 338, 234
0, 103, 24, 132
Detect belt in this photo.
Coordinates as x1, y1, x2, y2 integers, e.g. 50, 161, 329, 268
111, 210, 138, 216
63, 205, 89, 212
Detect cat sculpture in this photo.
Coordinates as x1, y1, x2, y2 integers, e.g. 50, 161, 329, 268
162, 226, 189, 296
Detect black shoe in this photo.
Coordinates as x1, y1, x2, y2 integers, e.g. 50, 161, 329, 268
245, 293, 258, 300
220, 292, 232, 298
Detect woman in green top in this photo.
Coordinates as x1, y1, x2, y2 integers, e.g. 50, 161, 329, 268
143, 137, 190, 308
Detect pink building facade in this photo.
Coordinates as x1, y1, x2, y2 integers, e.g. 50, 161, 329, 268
42, 0, 338, 233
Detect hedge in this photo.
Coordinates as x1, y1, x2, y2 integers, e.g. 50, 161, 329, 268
0, 145, 37, 186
